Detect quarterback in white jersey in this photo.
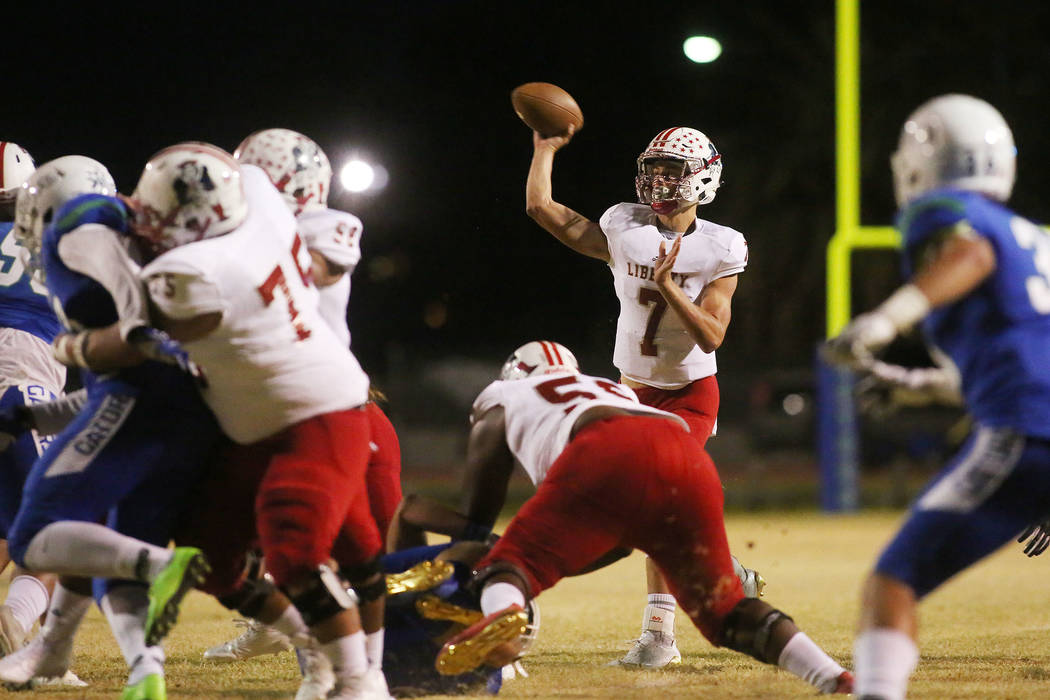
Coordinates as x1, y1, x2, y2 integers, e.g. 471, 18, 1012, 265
525, 125, 746, 667
130, 142, 390, 699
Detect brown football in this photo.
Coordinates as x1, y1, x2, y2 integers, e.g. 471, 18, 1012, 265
510, 82, 584, 137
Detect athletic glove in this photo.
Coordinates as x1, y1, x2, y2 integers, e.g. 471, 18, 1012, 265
1018, 519, 1050, 557
127, 326, 208, 388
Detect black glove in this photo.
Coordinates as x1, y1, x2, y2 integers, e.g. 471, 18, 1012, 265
1018, 520, 1050, 557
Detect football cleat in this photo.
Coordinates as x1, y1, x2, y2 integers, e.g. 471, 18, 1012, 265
121, 672, 166, 700
203, 619, 292, 662
608, 630, 682, 668
31, 669, 88, 688
416, 595, 484, 626
0, 605, 27, 656
326, 667, 394, 699
293, 646, 334, 700
829, 670, 854, 694
145, 547, 210, 647
0, 634, 75, 688
436, 605, 528, 676
385, 560, 454, 596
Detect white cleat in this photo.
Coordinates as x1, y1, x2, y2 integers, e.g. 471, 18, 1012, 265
32, 670, 88, 688
203, 619, 293, 662
0, 635, 74, 688
294, 646, 335, 700
608, 630, 682, 668
326, 667, 394, 699
0, 606, 27, 657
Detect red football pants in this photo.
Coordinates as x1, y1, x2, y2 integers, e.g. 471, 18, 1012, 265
632, 374, 719, 446
476, 415, 743, 643
364, 401, 402, 545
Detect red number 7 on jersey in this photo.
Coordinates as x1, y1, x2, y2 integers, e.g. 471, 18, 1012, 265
256, 234, 314, 341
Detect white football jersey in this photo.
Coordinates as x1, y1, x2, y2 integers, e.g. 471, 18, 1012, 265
472, 371, 687, 486
142, 164, 369, 444
297, 208, 362, 348
599, 203, 748, 389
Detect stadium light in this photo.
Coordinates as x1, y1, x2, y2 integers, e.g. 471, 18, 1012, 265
683, 36, 722, 64
340, 160, 376, 192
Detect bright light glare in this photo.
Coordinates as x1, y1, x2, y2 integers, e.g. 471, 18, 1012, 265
340, 160, 375, 192
683, 36, 722, 64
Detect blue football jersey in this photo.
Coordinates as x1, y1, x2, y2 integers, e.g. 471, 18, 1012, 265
0, 222, 60, 342
898, 188, 1050, 438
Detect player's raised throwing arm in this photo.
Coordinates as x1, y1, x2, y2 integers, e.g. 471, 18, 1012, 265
525, 128, 609, 262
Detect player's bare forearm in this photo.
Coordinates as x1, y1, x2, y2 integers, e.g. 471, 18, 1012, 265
912, 234, 996, 307
658, 274, 736, 353
525, 143, 609, 261
387, 494, 473, 551
56, 323, 146, 372
460, 407, 516, 527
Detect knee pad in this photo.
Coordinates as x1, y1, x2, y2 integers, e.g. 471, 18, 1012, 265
284, 564, 356, 627
469, 561, 534, 601
720, 598, 794, 664
217, 576, 278, 619
343, 556, 384, 604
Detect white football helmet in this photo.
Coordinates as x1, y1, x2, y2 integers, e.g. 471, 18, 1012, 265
130, 142, 247, 253
0, 143, 35, 205
234, 128, 332, 216
891, 94, 1016, 206
499, 341, 579, 380
14, 155, 116, 264
635, 127, 722, 213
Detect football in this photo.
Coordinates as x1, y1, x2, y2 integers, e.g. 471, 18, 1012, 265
510, 82, 584, 137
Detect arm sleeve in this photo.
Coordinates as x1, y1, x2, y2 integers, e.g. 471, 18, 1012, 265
56, 225, 149, 340
713, 231, 748, 280
26, 388, 88, 436
143, 260, 226, 320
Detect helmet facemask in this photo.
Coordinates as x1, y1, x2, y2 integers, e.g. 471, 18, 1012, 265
635, 127, 722, 214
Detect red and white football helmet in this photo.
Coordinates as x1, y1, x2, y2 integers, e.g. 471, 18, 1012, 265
1, 142, 36, 205
499, 341, 579, 380
130, 142, 248, 253
635, 127, 722, 213
234, 128, 332, 216
14, 155, 116, 264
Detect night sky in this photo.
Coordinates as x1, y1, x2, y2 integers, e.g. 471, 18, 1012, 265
10, 2, 1050, 387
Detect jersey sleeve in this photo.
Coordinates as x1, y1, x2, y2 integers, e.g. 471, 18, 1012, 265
898, 195, 973, 277
301, 210, 363, 271
713, 230, 748, 280
598, 203, 629, 267
143, 258, 226, 320
55, 225, 149, 340
470, 381, 504, 423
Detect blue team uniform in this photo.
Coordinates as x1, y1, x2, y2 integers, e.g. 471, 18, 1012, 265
876, 188, 1050, 595
0, 221, 63, 537
381, 544, 503, 696
6, 194, 222, 571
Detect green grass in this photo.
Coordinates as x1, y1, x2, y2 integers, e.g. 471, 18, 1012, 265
16, 511, 1050, 698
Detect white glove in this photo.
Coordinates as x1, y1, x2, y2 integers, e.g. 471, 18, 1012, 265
822, 311, 898, 369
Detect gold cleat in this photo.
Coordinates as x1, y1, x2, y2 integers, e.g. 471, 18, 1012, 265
386, 560, 455, 596
436, 605, 528, 676
416, 595, 484, 626
755, 572, 767, 597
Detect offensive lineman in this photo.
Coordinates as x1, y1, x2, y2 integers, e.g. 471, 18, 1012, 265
435, 341, 852, 694
525, 125, 748, 666
130, 142, 391, 700
824, 95, 1050, 699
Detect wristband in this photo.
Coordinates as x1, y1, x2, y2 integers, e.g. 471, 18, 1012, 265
876, 284, 930, 331
53, 332, 91, 368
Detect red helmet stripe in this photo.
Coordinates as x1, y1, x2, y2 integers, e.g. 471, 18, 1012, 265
547, 341, 564, 364
539, 341, 556, 365
0, 142, 7, 189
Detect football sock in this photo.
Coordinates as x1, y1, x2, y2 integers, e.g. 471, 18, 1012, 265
642, 594, 676, 635
101, 584, 165, 686
854, 628, 918, 700
321, 630, 368, 682
366, 629, 384, 670
40, 582, 92, 644
777, 631, 846, 692
480, 582, 525, 616
22, 521, 172, 581
5, 575, 49, 633
268, 602, 308, 646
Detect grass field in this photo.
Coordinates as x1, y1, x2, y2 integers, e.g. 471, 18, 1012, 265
14, 510, 1050, 699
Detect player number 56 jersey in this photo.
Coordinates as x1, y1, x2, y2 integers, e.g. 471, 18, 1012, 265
600, 203, 747, 388
472, 371, 687, 485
